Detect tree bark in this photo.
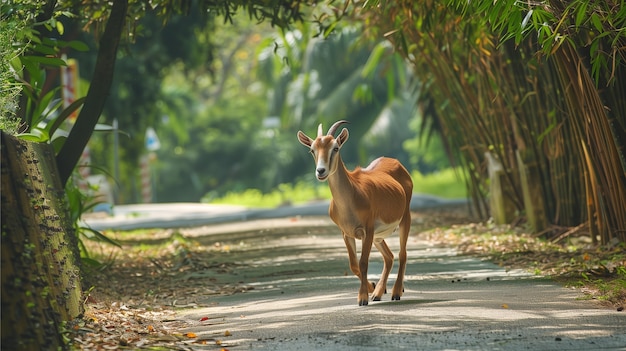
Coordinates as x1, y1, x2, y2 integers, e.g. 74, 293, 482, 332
1, 132, 83, 350
56, 0, 128, 185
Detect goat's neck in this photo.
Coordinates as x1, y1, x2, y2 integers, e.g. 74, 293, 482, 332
327, 155, 355, 206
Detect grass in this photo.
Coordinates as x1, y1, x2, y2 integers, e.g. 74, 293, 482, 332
205, 181, 332, 208
205, 168, 467, 208
411, 168, 467, 199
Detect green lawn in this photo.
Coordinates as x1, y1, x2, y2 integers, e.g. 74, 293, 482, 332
206, 168, 467, 208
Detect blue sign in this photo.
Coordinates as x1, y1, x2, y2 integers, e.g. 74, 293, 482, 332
145, 127, 161, 151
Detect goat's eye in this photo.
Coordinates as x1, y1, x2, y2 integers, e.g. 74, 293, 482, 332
333, 147, 339, 152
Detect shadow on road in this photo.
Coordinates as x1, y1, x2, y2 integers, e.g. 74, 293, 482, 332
171, 216, 626, 351
80, 206, 626, 351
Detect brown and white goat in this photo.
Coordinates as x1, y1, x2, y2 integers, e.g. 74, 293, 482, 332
297, 120, 413, 306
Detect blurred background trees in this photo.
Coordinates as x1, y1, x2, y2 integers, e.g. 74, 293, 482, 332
74, 6, 435, 203
3, 0, 623, 246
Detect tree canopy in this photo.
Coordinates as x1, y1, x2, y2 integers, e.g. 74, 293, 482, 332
4, 0, 424, 202
3, 0, 624, 245
3, 0, 334, 185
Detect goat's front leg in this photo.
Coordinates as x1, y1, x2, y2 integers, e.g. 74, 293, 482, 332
343, 234, 375, 295
357, 229, 374, 306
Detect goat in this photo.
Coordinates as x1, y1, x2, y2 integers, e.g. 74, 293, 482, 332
297, 120, 413, 306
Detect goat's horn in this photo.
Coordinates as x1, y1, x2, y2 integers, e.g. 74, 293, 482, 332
327, 120, 350, 136
317, 123, 323, 137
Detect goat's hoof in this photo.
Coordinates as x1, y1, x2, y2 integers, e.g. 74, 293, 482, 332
372, 296, 382, 301
359, 300, 369, 306
391, 295, 401, 301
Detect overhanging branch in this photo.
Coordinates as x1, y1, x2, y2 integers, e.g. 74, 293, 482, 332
56, 0, 128, 185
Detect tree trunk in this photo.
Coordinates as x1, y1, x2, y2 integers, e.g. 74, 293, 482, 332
485, 152, 517, 224
516, 149, 548, 233
56, 0, 128, 185
1, 132, 83, 351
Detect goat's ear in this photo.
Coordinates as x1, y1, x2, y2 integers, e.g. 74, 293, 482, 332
297, 131, 313, 147
337, 128, 349, 147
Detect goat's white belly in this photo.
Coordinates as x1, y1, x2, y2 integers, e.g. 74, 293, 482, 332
373, 219, 401, 240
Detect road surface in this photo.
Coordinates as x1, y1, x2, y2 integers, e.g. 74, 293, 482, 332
83, 195, 467, 231
84, 202, 626, 350
174, 217, 625, 351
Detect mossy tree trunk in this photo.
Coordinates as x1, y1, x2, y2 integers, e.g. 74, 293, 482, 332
1, 132, 83, 350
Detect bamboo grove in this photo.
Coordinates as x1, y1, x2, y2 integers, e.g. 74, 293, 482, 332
358, 0, 626, 244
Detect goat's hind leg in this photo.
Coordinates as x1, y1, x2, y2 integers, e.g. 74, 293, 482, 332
372, 239, 393, 301
391, 213, 410, 300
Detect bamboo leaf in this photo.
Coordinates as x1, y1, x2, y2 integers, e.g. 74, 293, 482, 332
537, 110, 557, 144
398, 30, 409, 55
575, 2, 588, 29
361, 42, 388, 78
521, 10, 533, 30
590, 13, 603, 32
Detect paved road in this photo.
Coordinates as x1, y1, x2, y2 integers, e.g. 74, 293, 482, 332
83, 195, 467, 231
173, 217, 625, 351
84, 202, 626, 350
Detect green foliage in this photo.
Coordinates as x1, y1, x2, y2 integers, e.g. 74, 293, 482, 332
450, 0, 626, 85
2, 6, 88, 148
4, 0, 332, 198
148, 18, 446, 202
205, 167, 466, 208
121, 13, 439, 203
145, 15, 275, 201
1, 1, 122, 272
258, 23, 425, 183
75, 5, 219, 202
65, 176, 121, 264
155, 92, 270, 201
0, 11, 25, 133
5, 0, 452, 205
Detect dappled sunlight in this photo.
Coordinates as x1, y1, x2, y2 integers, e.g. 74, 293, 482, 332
225, 293, 351, 317
182, 276, 625, 350
80, 214, 624, 350
177, 223, 625, 350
